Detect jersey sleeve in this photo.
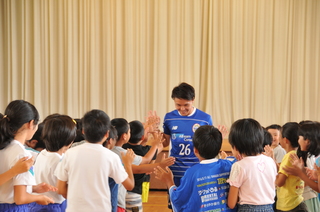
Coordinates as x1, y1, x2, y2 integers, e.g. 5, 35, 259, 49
54, 156, 69, 182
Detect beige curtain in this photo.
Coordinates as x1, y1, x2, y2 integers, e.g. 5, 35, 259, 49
1, 0, 319, 128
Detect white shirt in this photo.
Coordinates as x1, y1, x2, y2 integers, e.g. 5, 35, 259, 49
34, 149, 65, 203
55, 142, 128, 212
111, 146, 142, 209
0, 140, 36, 203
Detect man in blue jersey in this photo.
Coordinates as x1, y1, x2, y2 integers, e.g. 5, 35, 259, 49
155, 125, 236, 212
162, 82, 213, 208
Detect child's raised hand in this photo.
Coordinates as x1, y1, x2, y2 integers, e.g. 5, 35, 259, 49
121, 149, 135, 165
154, 166, 173, 185
36, 195, 54, 205
12, 156, 34, 174
217, 125, 228, 139
144, 110, 160, 133
289, 153, 304, 170
262, 145, 274, 159
150, 131, 163, 146
33, 182, 58, 193
220, 151, 228, 159
159, 153, 175, 168
306, 167, 318, 181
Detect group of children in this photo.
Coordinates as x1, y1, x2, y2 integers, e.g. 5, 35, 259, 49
1, 99, 320, 212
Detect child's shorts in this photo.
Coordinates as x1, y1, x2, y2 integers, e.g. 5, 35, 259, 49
238, 204, 273, 212
28, 200, 67, 212
0, 203, 29, 212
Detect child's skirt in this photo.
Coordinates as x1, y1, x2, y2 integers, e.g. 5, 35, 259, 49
0, 203, 29, 212
238, 204, 273, 212
28, 200, 67, 212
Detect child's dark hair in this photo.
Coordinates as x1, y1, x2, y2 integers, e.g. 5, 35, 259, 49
193, 125, 222, 159
0, 100, 39, 150
229, 118, 264, 156
171, 82, 195, 101
103, 126, 118, 147
281, 122, 299, 148
298, 122, 320, 156
129, 120, 144, 144
266, 124, 281, 131
31, 123, 46, 149
111, 118, 129, 141
42, 115, 77, 152
263, 128, 273, 147
82, 110, 111, 143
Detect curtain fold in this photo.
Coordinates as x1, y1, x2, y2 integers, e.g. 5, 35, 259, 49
1, 0, 319, 128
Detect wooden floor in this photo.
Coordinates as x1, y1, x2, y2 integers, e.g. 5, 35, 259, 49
142, 190, 172, 212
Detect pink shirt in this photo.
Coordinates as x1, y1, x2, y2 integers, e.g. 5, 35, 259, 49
227, 154, 277, 205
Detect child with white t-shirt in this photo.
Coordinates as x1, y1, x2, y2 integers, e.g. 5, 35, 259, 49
31, 114, 77, 212
55, 109, 135, 212
0, 100, 56, 212
227, 118, 277, 212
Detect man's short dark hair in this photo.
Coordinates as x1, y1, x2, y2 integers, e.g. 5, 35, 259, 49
171, 82, 195, 101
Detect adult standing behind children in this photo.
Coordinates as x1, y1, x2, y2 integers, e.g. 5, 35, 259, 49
162, 82, 213, 188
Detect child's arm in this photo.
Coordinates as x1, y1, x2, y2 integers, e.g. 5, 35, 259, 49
227, 186, 239, 209
140, 131, 163, 164
121, 149, 135, 191
283, 154, 320, 192
132, 155, 175, 174
14, 185, 54, 205
275, 173, 287, 187
0, 157, 33, 186
56, 180, 68, 198
154, 166, 175, 188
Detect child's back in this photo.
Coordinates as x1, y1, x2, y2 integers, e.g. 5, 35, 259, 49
55, 110, 134, 212
32, 115, 77, 211
227, 118, 277, 212
155, 125, 236, 212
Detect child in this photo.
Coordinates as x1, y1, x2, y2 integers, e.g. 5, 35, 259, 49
0, 100, 56, 211
55, 109, 135, 211
266, 124, 286, 164
122, 120, 159, 211
103, 126, 120, 212
282, 122, 320, 212
275, 122, 308, 212
227, 118, 277, 212
31, 114, 77, 212
154, 125, 236, 212
111, 118, 174, 212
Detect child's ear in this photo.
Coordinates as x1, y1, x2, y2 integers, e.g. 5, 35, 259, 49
194, 147, 199, 155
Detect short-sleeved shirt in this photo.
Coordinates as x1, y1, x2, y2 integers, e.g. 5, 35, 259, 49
277, 150, 304, 211
34, 149, 65, 203
0, 140, 36, 203
55, 142, 128, 212
163, 108, 212, 185
273, 145, 286, 163
227, 154, 277, 205
111, 146, 142, 209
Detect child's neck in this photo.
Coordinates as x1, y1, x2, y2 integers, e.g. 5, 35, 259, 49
127, 141, 142, 146
284, 146, 297, 153
115, 139, 127, 147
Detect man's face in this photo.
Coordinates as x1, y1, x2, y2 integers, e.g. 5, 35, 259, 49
173, 98, 194, 116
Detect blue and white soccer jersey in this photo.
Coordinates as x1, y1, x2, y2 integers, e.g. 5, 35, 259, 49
163, 108, 212, 186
